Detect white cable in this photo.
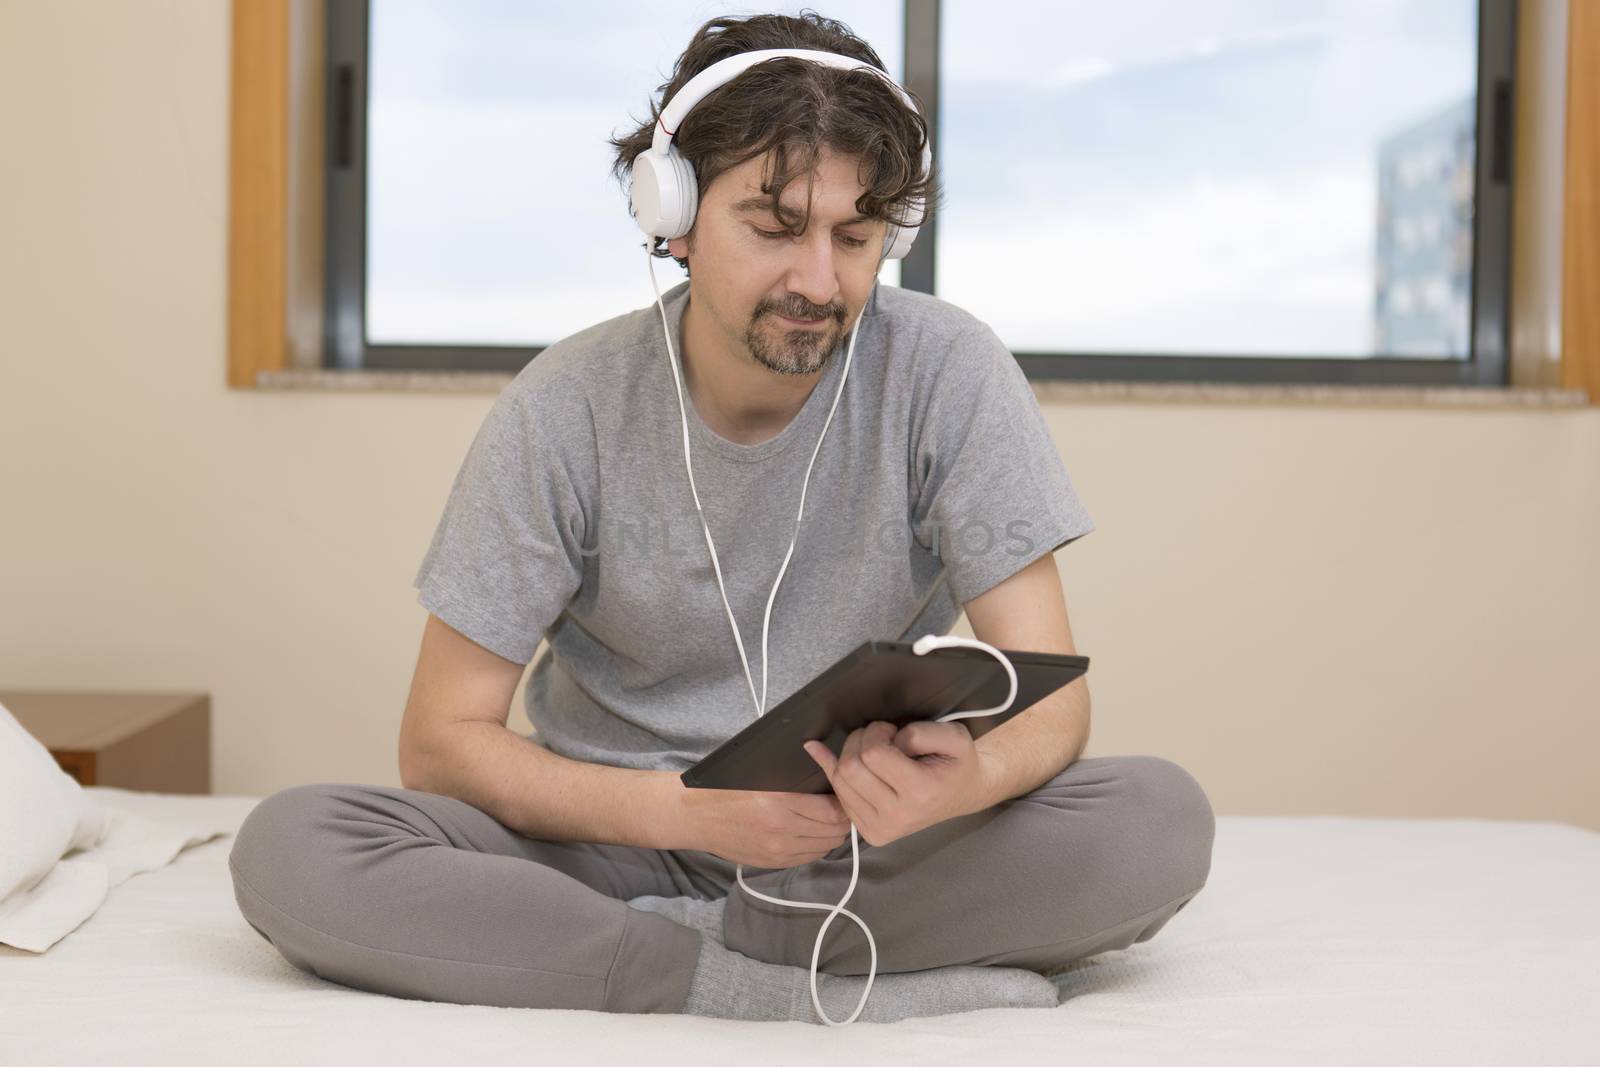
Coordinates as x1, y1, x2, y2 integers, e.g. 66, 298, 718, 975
912, 633, 1019, 725
646, 240, 1018, 1025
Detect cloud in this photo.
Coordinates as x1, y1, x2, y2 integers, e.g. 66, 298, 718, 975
939, 168, 1379, 356
1032, 21, 1329, 92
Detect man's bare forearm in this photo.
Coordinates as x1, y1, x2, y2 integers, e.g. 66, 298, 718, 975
403, 722, 690, 849
970, 678, 1090, 811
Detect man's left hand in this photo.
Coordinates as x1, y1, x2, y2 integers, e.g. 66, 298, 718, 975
802, 720, 992, 847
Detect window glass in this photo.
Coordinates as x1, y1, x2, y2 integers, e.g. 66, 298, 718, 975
938, 0, 1477, 357
367, 1, 905, 345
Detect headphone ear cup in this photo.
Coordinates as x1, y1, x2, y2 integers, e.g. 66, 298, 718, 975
631, 147, 700, 240
882, 197, 925, 260
883, 222, 917, 260
666, 149, 699, 238
630, 152, 666, 238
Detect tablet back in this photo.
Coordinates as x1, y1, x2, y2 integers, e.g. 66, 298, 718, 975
682, 640, 1089, 793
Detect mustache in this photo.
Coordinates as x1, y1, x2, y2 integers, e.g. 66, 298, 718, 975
760, 301, 844, 323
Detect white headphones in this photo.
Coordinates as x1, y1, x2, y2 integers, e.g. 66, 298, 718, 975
637, 48, 1017, 1027
630, 48, 933, 260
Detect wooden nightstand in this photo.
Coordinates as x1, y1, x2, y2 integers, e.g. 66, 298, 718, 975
0, 690, 211, 794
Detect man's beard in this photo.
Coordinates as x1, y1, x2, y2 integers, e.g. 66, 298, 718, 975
744, 304, 847, 376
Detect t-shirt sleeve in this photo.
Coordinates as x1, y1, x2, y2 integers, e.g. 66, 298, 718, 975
910, 321, 1095, 606
412, 384, 590, 665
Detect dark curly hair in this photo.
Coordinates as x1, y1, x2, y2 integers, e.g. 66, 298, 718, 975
608, 10, 941, 274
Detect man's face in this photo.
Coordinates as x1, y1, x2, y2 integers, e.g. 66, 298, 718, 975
667, 147, 888, 376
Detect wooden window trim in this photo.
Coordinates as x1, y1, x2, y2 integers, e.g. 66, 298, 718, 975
1563, 0, 1600, 402
228, 0, 288, 388
225, 0, 1599, 402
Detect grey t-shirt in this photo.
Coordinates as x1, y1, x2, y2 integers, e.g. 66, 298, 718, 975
413, 278, 1094, 773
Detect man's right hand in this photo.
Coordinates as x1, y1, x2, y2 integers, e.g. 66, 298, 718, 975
670, 779, 854, 870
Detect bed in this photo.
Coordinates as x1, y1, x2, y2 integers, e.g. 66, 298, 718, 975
2, 786, 1595, 1066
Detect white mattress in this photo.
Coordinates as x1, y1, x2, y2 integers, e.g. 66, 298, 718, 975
2, 787, 1595, 1066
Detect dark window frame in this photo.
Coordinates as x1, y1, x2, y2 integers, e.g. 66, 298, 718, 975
325, 0, 1516, 385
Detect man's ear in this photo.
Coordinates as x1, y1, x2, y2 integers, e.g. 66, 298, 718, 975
666, 231, 692, 260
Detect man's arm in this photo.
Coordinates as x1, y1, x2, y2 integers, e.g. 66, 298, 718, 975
399, 613, 683, 849
961, 551, 1091, 810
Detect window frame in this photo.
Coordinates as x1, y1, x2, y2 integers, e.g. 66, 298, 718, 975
323, 0, 1516, 385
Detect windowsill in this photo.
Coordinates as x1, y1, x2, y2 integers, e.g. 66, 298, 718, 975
1026, 380, 1589, 409
254, 368, 1590, 409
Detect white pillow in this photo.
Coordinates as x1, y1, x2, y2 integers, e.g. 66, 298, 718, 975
0, 698, 108, 905
0, 698, 230, 952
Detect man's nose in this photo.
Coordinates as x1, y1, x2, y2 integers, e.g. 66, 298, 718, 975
785, 232, 841, 312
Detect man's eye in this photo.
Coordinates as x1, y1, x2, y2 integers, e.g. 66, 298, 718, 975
752, 226, 869, 249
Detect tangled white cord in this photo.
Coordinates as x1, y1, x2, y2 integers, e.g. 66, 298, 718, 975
646, 241, 1018, 1026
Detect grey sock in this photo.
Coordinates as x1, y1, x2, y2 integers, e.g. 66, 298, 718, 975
626, 893, 1060, 1025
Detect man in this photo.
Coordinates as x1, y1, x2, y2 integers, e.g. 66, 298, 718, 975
228, 12, 1214, 1025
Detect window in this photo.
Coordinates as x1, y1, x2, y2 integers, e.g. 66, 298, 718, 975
325, 0, 1514, 385
326, 0, 902, 372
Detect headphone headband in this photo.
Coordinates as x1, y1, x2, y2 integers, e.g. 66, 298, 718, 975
630, 48, 931, 260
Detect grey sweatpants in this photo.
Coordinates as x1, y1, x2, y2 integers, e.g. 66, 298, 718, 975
227, 754, 1214, 1015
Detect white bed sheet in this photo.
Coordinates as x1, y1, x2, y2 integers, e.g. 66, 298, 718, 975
1, 787, 1594, 1066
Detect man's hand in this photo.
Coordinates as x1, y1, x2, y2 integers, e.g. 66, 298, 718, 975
673, 784, 852, 870
802, 720, 992, 847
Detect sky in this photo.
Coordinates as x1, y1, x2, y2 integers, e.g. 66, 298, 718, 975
364, 0, 1477, 358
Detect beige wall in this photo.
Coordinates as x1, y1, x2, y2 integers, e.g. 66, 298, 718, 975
2, 1, 1596, 829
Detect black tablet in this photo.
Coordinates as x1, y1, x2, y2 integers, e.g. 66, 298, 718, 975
681, 639, 1088, 794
